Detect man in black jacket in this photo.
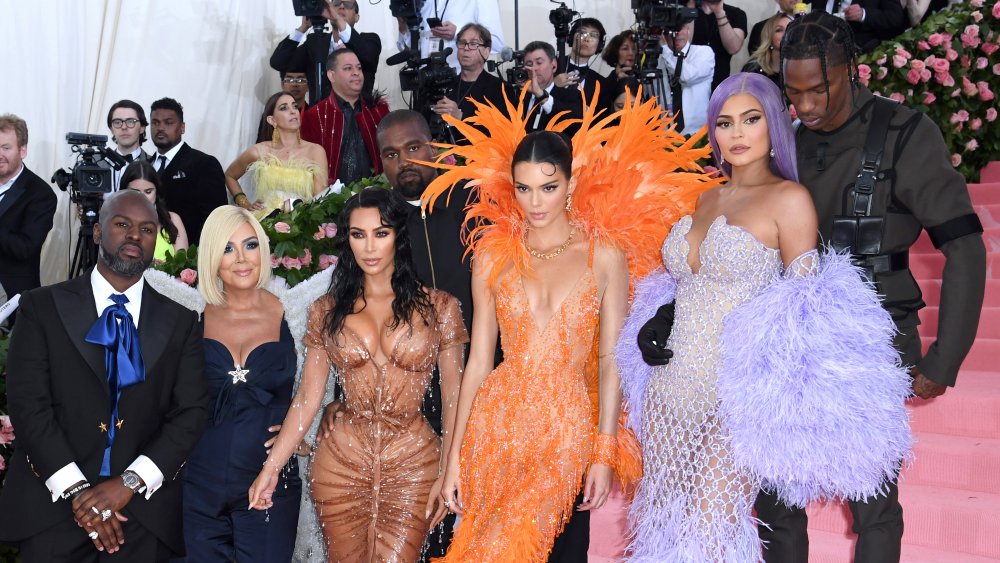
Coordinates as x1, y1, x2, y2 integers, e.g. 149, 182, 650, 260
148, 98, 227, 245
270, 0, 381, 103
0, 114, 57, 301
809, 0, 907, 52
0, 190, 208, 561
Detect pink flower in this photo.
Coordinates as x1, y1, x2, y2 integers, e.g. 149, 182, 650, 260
971, 0, 983, 7
971, 118, 983, 130
994, 63, 1000, 75
917, 40, 930, 51
928, 56, 949, 73
963, 76, 979, 96
937, 72, 956, 87
928, 33, 945, 47
961, 29, 981, 48
0, 455, 5, 471
274, 222, 291, 234
961, 55, 971, 69
299, 248, 313, 267
877, 66, 889, 80
951, 87, 962, 98
0, 415, 15, 445
920, 68, 932, 82
945, 48, 959, 61
857, 64, 872, 85
281, 256, 302, 270
987, 108, 998, 122
978, 57, 990, 69
313, 225, 325, 240
318, 254, 339, 270
271, 255, 281, 268
973, 10, 984, 22
893, 54, 908, 68
950, 109, 970, 123
966, 139, 979, 152
983, 42, 999, 55
993, 0, 1000, 18
889, 92, 906, 103
979, 81, 996, 101
179, 268, 197, 286
876, 54, 888, 65
323, 223, 338, 238
951, 153, 962, 167
906, 69, 921, 85
922, 91, 936, 105
966, 24, 981, 38
909, 59, 926, 72
441, 155, 458, 166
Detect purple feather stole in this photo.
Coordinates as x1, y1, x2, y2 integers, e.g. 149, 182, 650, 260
717, 250, 914, 508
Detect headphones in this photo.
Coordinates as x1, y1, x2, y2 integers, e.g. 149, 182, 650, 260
569, 18, 606, 53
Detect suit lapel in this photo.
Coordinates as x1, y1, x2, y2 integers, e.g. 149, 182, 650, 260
160, 144, 190, 180
53, 273, 105, 382
0, 172, 29, 219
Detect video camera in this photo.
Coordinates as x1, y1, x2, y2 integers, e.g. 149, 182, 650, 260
549, 2, 579, 40
292, 0, 326, 17
633, 0, 699, 33
51, 133, 127, 198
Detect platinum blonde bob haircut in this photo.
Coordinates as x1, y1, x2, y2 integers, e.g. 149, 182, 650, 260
197, 206, 272, 305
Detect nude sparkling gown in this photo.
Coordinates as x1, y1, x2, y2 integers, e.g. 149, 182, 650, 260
304, 290, 468, 562
629, 215, 782, 562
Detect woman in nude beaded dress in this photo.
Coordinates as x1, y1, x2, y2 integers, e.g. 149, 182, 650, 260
420, 89, 715, 561
248, 187, 468, 562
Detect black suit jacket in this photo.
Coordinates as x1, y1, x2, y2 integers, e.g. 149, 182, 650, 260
153, 143, 227, 246
269, 28, 381, 103
0, 166, 57, 299
445, 72, 516, 143
523, 86, 584, 135
0, 273, 208, 553
810, 0, 907, 52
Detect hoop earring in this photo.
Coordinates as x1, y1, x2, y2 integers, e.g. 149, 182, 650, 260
769, 148, 775, 158
565, 192, 573, 211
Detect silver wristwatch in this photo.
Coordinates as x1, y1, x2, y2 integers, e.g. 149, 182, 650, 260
121, 470, 147, 494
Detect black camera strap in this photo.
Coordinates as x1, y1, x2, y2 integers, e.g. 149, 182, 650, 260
850, 96, 897, 217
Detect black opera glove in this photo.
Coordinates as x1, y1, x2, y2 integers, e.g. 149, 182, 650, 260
637, 303, 675, 366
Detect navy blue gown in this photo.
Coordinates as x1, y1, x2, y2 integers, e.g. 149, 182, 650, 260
181, 318, 302, 561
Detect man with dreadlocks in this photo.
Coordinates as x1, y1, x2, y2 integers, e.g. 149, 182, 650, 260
754, 11, 987, 562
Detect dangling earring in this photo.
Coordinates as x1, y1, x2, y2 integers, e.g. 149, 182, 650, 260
769, 148, 775, 158
720, 155, 725, 164
272, 127, 281, 146
565, 192, 574, 211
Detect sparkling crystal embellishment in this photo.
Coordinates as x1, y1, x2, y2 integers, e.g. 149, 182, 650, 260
229, 365, 249, 384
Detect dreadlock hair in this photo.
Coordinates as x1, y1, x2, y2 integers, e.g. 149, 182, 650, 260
780, 11, 861, 105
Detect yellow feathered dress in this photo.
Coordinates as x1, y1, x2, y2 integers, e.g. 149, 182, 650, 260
245, 153, 323, 220
421, 88, 720, 562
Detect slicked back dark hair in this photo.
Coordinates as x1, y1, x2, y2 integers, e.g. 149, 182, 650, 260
780, 11, 860, 100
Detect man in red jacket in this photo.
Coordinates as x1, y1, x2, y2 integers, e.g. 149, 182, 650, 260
301, 48, 389, 186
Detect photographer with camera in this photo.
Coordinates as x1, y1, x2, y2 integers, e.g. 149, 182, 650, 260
106, 100, 151, 192
521, 41, 583, 134
660, 20, 714, 134
270, 0, 381, 103
554, 18, 614, 116
0, 114, 57, 306
433, 23, 513, 143
301, 48, 389, 187
689, 0, 748, 90
395, 0, 506, 72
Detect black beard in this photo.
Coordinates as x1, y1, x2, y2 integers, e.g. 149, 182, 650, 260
100, 242, 149, 278
395, 173, 429, 200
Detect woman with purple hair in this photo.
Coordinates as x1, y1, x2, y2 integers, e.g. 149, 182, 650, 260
616, 73, 912, 561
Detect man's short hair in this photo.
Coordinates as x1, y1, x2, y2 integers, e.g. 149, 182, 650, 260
150, 97, 185, 122
524, 41, 556, 61
0, 114, 28, 147
457, 23, 492, 50
376, 109, 432, 147
106, 99, 148, 129
327, 47, 358, 71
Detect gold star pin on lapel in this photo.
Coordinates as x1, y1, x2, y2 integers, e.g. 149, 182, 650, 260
99, 422, 108, 433
116, 419, 124, 430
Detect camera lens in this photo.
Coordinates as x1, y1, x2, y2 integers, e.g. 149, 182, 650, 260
86, 173, 102, 188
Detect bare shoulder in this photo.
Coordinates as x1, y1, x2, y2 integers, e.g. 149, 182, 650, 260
591, 241, 628, 278
770, 180, 816, 216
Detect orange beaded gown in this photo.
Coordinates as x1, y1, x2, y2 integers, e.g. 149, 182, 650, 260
305, 289, 468, 562
442, 263, 602, 562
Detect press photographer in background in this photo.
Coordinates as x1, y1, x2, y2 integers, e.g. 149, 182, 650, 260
395, 0, 506, 71
689, 0, 747, 90
432, 23, 513, 143
270, 0, 381, 103
553, 18, 614, 116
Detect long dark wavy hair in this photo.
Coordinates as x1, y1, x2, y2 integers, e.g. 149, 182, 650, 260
324, 187, 434, 338
120, 160, 178, 244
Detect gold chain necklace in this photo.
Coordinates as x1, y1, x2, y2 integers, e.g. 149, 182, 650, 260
524, 227, 575, 260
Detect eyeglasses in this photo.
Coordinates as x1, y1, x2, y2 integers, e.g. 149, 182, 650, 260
111, 118, 141, 129
332, 0, 358, 9
577, 31, 600, 40
457, 40, 486, 50
282, 77, 308, 84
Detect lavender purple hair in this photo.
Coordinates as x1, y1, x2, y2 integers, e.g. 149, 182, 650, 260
706, 72, 798, 183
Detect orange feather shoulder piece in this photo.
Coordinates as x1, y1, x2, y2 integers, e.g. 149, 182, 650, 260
420, 84, 721, 288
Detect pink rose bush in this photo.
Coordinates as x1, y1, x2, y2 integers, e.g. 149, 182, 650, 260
0, 416, 14, 446
857, 1, 998, 180
179, 268, 198, 286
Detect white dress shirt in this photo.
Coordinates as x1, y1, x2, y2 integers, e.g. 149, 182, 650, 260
0, 163, 24, 205
43, 269, 165, 501
396, 0, 506, 70
153, 141, 185, 172
660, 42, 715, 135
529, 82, 557, 130
112, 146, 146, 192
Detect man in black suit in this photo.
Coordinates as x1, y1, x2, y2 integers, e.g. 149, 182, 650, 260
106, 100, 151, 192
522, 41, 584, 134
0, 114, 57, 302
554, 18, 614, 116
149, 97, 227, 245
270, 0, 381, 103
0, 190, 208, 561
433, 23, 514, 143
810, 0, 907, 52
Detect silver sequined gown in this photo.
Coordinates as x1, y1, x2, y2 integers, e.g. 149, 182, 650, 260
629, 215, 782, 562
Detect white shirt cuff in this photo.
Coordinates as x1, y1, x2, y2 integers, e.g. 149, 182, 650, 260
340, 24, 353, 43
46, 462, 87, 502
127, 456, 164, 500
541, 95, 555, 114
290, 29, 306, 43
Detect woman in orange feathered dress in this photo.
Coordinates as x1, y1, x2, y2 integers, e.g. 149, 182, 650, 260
424, 88, 716, 562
